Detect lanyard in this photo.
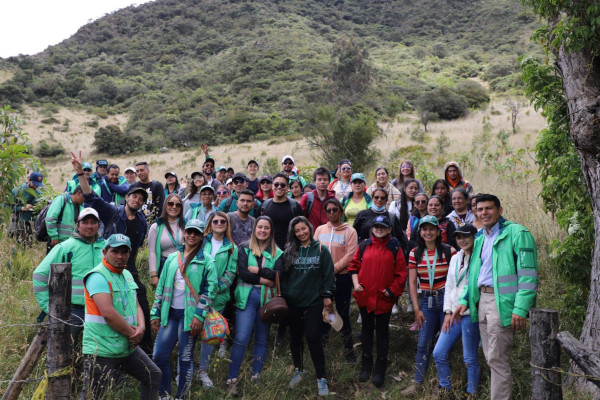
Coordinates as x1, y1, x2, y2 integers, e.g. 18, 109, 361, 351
339, 180, 350, 195
456, 254, 469, 286
165, 221, 180, 248
424, 249, 438, 290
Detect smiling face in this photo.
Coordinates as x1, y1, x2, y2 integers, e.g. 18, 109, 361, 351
272, 177, 288, 199
233, 177, 247, 193
247, 162, 258, 176
405, 181, 419, 200
400, 163, 413, 177
456, 233, 475, 251
166, 197, 182, 218
184, 228, 203, 247
452, 191, 468, 213
376, 169, 388, 185
340, 163, 352, 180
166, 175, 176, 185
414, 194, 428, 212
477, 200, 503, 231
193, 174, 206, 187
77, 216, 100, 240
419, 223, 440, 244
107, 167, 120, 184
254, 219, 272, 242
126, 192, 145, 211
260, 179, 272, 193
372, 224, 391, 238
372, 191, 387, 208
282, 159, 294, 173
427, 197, 443, 218
135, 165, 149, 182
211, 215, 228, 235
294, 221, 312, 245
200, 189, 214, 206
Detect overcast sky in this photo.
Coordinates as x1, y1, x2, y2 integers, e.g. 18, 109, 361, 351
1, 0, 155, 58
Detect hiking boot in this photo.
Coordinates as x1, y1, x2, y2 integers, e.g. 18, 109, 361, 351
371, 358, 387, 388
358, 355, 373, 382
317, 378, 329, 396
250, 373, 261, 383
226, 378, 239, 397
289, 370, 307, 388
217, 341, 228, 358
401, 382, 424, 397
197, 370, 213, 388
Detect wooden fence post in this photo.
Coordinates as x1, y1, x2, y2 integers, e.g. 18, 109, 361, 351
47, 262, 72, 400
1, 326, 48, 400
557, 331, 600, 389
529, 308, 562, 400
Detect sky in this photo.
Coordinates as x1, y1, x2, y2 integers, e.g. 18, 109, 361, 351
0, 0, 155, 58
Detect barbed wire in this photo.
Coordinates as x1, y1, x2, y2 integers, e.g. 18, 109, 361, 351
0, 376, 44, 385
0, 322, 47, 329
0, 312, 84, 330
531, 362, 600, 384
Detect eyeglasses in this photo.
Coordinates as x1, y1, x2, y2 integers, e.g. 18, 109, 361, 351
341, 167, 352, 171
400, 165, 411, 169
415, 200, 427, 205
185, 229, 202, 236
217, 190, 228, 195
167, 201, 182, 208
193, 178, 203, 182
282, 161, 294, 165
201, 192, 213, 196
212, 219, 227, 225
273, 182, 287, 188
373, 196, 387, 201
233, 179, 245, 185
325, 208, 339, 213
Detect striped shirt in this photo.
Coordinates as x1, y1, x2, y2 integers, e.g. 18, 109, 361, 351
408, 247, 456, 291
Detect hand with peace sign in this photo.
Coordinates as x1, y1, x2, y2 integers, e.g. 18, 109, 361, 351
71, 150, 83, 174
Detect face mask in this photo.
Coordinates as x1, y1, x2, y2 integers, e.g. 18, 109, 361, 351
372, 204, 386, 212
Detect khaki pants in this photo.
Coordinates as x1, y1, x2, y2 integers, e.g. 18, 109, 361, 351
479, 291, 514, 400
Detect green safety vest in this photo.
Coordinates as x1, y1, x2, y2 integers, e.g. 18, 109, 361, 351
82, 263, 139, 358
235, 246, 283, 310
33, 234, 105, 312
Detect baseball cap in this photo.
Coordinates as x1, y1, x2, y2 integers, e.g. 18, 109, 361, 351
200, 185, 215, 193
281, 155, 295, 164
232, 172, 248, 181
96, 159, 108, 167
338, 159, 351, 166
372, 214, 391, 229
226, 178, 233, 185
104, 234, 132, 250
452, 223, 478, 238
124, 167, 136, 174
29, 171, 44, 188
216, 166, 227, 172
127, 186, 149, 202
203, 156, 215, 165
185, 219, 206, 233
350, 173, 366, 183
82, 162, 93, 171
164, 171, 177, 179
259, 175, 273, 183
248, 160, 259, 167
191, 171, 203, 179
419, 215, 440, 228
78, 207, 99, 222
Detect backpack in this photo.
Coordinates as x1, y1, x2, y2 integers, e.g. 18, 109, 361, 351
34, 193, 69, 242
304, 192, 314, 217
358, 237, 401, 264
260, 198, 301, 218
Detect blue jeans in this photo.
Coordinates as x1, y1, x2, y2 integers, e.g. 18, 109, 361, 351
153, 308, 197, 399
227, 286, 271, 379
198, 308, 224, 371
414, 292, 445, 384
433, 315, 481, 393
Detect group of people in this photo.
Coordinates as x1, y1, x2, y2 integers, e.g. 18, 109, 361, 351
24, 149, 538, 400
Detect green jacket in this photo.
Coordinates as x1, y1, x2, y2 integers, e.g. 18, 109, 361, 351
235, 246, 283, 310
33, 233, 105, 312
66, 175, 101, 197
46, 193, 83, 242
12, 183, 41, 222
280, 239, 336, 308
459, 218, 538, 327
82, 262, 139, 358
202, 234, 238, 311
150, 247, 217, 329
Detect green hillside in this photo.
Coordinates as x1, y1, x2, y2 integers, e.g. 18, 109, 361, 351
0, 0, 539, 150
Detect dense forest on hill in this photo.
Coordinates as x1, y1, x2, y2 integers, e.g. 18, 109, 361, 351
0, 0, 540, 151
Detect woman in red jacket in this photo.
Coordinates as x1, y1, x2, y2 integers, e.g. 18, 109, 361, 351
348, 214, 408, 388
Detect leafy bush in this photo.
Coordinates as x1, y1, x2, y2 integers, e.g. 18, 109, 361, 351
455, 80, 490, 109
35, 140, 65, 158
93, 124, 141, 155
415, 87, 468, 120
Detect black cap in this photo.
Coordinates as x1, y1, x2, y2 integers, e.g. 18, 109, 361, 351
127, 186, 149, 202
259, 175, 273, 183
452, 223, 478, 238
232, 172, 248, 181
338, 158, 351, 166
164, 171, 177, 179
96, 159, 108, 167
191, 171, 203, 179
248, 159, 259, 167
371, 214, 391, 229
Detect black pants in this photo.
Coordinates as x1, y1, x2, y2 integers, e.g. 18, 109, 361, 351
289, 303, 327, 379
128, 271, 153, 357
322, 273, 353, 350
359, 308, 391, 361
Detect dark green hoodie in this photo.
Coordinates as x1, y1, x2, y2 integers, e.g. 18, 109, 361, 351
281, 239, 335, 308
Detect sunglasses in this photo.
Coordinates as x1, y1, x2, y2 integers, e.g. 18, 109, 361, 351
325, 208, 339, 213
212, 219, 227, 225
201, 192, 214, 196
233, 179, 245, 185
185, 229, 202, 236
282, 161, 294, 165
273, 182, 287, 188
373, 196, 387, 201
167, 201, 182, 208
341, 167, 352, 171
193, 178, 204, 182
217, 190, 228, 195
415, 200, 427, 205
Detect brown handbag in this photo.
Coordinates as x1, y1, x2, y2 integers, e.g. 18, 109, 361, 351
259, 272, 288, 323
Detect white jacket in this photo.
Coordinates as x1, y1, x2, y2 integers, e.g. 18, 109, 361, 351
443, 249, 471, 315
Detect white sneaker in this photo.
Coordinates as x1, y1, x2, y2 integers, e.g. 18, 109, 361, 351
197, 370, 213, 388
217, 341, 228, 358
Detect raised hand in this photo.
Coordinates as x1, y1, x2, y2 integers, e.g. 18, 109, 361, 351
70, 150, 83, 173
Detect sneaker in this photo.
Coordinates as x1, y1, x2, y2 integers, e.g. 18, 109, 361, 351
392, 303, 399, 315
250, 373, 261, 383
357, 314, 362, 324
406, 301, 414, 313
226, 378, 239, 397
317, 378, 329, 396
401, 382, 424, 397
218, 341, 228, 358
197, 370, 213, 388
289, 370, 307, 388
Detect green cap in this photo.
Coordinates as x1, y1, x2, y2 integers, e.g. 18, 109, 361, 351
185, 219, 206, 233
418, 215, 439, 228
351, 173, 366, 183
216, 166, 227, 172
82, 162, 93, 171
200, 185, 215, 193
104, 234, 132, 250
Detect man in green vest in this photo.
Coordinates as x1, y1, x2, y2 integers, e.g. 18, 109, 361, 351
81, 234, 161, 400
46, 186, 85, 249
33, 207, 104, 344
454, 194, 538, 400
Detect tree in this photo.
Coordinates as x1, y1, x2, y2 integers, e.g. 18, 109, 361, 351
330, 36, 372, 105
305, 105, 382, 173
415, 87, 468, 121
521, 1, 600, 396
93, 124, 140, 155
503, 99, 526, 134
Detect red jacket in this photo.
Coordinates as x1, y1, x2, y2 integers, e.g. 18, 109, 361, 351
348, 235, 408, 314
300, 189, 336, 230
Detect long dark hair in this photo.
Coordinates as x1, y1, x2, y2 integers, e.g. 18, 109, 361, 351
188, 173, 207, 197
159, 193, 186, 237
284, 216, 314, 272
399, 178, 418, 230
414, 223, 446, 264
183, 226, 204, 269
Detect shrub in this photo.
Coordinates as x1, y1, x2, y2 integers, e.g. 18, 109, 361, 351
35, 140, 65, 158
456, 80, 490, 109
93, 124, 141, 155
415, 87, 468, 120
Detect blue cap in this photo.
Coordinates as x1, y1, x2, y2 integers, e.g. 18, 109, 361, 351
185, 219, 206, 233
350, 173, 366, 183
29, 172, 44, 188
82, 162, 93, 171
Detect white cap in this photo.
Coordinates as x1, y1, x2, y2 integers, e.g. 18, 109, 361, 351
124, 167, 136, 174
226, 178, 233, 185
281, 154, 295, 164
78, 207, 100, 222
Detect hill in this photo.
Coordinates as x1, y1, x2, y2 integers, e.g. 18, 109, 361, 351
0, 0, 540, 152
